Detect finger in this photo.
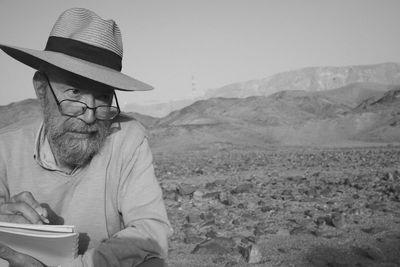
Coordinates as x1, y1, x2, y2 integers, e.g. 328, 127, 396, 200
11, 192, 47, 217
0, 242, 45, 267
0, 242, 17, 262
11, 192, 41, 210
0, 202, 42, 224
0, 214, 31, 224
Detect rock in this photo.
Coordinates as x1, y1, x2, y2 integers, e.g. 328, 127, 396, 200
352, 245, 386, 261
163, 189, 177, 201
237, 203, 246, 209
183, 226, 203, 244
304, 210, 313, 218
253, 225, 264, 236
231, 183, 253, 194
261, 205, 275, 212
241, 235, 256, 244
331, 212, 346, 229
315, 216, 331, 227
212, 256, 226, 264
219, 192, 233, 205
184, 234, 204, 244
205, 179, 226, 190
276, 228, 291, 236
361, 227, 386, 235
231, 219, 240, 225
205, 229, 218, 238
247, 201, 257, 210
192, 190, 205, 207
200, 212, 215, 221
191, 237, 236, 255
281, 189, 292, 195
193, 167, 204, 175
383, 172, 394, 181
193, 190, 204, 201
202, 191, 221, 199
177, 183, 197, 196
290, 225, 310, 235
320, 187, 332, 197
186, 213, 202, 224
224, 260, 239, 267
239, 244, 263, 264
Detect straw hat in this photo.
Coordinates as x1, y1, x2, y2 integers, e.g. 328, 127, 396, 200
0, 7, 153, 91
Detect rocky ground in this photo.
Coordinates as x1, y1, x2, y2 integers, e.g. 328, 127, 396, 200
152, 144, 400, 267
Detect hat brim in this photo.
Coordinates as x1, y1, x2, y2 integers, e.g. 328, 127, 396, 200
0, 44, 153, 91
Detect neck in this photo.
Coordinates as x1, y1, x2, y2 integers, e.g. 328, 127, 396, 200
47, 140, 77, 174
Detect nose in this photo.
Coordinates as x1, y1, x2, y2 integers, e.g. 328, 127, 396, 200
79, 96, 96, 124
80, 108, 96, 124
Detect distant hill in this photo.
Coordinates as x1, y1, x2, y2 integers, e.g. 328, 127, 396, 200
1, 63, 400, 150
0, 99, 41, 129
150, 83, 400, 149
124, 98, 201, 118
155, 91, 350, 128
310, 82, 394, 107
204, 62, 400, 99
124, 62, 400, 118
0, 100, 157, 130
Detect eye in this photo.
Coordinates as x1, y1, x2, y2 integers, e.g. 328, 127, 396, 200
98, 93, 113, 103
65, 88, 81, 98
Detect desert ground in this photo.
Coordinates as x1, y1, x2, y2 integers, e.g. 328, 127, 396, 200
152, 143, 400, 267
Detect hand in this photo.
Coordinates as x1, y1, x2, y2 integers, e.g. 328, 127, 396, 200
0, 242, 46, 267
0, 191, 48, 224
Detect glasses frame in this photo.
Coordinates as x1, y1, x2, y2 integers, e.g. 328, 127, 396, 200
42, 72, 121, 121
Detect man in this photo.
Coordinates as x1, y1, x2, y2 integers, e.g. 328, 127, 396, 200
0, 7, 172, 267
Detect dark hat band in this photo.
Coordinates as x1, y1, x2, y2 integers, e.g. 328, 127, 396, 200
45, 36, 122, 71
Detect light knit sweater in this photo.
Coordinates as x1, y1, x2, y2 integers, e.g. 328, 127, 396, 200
0, 117, 172, 267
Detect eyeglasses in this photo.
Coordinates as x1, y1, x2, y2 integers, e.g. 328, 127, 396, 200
42, 73, 120, 121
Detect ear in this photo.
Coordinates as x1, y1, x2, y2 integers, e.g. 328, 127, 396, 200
32, 71, 47, 101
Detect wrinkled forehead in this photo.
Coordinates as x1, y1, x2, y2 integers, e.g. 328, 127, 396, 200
43, 65, 115, 94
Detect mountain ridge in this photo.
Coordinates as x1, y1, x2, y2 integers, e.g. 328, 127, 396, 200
204, 62, 400, 99
1, 63, 400, 149
123, 62, 400, 117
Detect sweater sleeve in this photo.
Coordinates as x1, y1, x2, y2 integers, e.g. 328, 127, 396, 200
0, 139, 10, 201
63, 138, 172, 267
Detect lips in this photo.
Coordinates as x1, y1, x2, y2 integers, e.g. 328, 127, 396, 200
67, 131, 97, 138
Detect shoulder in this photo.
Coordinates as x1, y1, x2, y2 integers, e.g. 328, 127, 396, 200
0, 118, 41, 159
108, 115, 147, 152
0, 118, 41, 140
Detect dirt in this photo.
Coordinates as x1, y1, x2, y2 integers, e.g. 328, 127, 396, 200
152, 144, 400, 267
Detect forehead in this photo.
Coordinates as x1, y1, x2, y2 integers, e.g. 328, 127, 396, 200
46, 67, 115, 95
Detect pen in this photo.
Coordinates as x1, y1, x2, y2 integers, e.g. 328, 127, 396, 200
39, 214, 50, 224
36, 207, 49, 224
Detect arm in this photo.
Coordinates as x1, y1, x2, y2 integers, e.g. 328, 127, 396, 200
64, 138, 172, 267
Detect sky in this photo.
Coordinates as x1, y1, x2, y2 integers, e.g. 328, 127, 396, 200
1, 0, 400, 106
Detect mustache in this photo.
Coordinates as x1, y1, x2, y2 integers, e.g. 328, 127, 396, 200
61, 118, 108, 133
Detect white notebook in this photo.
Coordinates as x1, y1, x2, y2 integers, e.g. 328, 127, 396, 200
0, 222, 78, 267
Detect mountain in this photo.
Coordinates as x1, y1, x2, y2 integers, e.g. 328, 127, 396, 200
0, 99, 41, 129
124, 98, 202, 118
155, 91, 350, 128
1, 63, 400, 150
0, 100, 157, 130
121, 112, 158, 128
123, 62, 400, 118
204, 62, 400, 99
149, 83, 400, 149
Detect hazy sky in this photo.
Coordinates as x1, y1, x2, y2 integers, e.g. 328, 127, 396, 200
1, 0, 400, 106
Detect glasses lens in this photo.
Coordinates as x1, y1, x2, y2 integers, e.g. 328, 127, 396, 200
96, 106, 119, 120
59, 101, 119, 120
60, 101, 86, 116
